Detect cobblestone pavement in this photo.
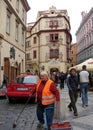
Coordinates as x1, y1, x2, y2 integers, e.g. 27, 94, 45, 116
0, 85, 93, 130
0, 99, 38, 130
61, 85, 93, 130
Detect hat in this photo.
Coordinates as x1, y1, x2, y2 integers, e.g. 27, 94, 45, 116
40, 71, 48, 76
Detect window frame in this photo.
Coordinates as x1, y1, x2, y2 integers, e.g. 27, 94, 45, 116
15, 20, 19, 41
6, 10, 11, 35
50, 34, 59, 42
50, 49, 59, 59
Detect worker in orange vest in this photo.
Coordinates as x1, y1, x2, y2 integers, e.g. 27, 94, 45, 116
35, 71, 60, 130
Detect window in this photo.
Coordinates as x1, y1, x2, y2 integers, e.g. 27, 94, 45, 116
26, 53, 30, 60
50, 34, 58, 42
15, 76, 38, 84
33, 37, 37, 44
22, 9, 24, 21
54, 20, 58, 26
50, 49, 59, 58
23, 76, 38, 84
15, 21, 19, 41
6, 10, 11, 34
16, 0, 19, 12
26, 41, 30, 48
33, 50, 37, 59
49, 20, 58, 27
22, 28, 24, 46
49, 21, 53, 27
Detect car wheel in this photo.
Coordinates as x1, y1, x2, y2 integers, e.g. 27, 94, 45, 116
8, 97, 14, 103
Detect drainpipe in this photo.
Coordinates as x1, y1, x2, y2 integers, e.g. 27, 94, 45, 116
38, 34, 40, 75
0, 40, 1, 86
38, 22, 40, 75
0, 34, 3, 86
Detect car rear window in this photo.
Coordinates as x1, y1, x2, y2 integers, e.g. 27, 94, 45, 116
15, 76, 38, 84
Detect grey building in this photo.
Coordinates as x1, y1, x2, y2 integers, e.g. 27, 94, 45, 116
76, 7, 93, 64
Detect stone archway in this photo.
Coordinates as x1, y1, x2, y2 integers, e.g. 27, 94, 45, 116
50, 67, 59, 78
50, 67, 59, 74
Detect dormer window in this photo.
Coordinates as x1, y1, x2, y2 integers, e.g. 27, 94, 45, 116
49, 20, 58, 27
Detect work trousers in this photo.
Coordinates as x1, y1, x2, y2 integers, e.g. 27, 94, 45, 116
36, 103, 54, 130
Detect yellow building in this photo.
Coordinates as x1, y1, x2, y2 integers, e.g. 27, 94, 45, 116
26, 6, 72, 75
70, 43, 77, 66
0, 0, 30, 84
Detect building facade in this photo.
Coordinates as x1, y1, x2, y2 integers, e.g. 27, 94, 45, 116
70, 43, 77, 67
76, 8, 93, 64
26, 6, 72, 75
0, 0, 30, 85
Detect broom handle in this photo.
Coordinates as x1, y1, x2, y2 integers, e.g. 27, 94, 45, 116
15, 89, 35, 123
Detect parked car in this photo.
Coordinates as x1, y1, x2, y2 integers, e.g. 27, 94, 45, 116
0, 86, 7, 99
6, 74, 39, 103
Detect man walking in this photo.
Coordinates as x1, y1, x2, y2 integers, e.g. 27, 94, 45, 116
59, 72, 66, 89
79, 65, 91, 108
67, 68, 79, 117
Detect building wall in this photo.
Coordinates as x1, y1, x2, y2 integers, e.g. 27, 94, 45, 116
0, 0, 30, 84
70, 43, 77, 66
76, 8, 93, 64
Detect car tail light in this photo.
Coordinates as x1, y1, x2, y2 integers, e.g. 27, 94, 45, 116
8, 84, 15, 91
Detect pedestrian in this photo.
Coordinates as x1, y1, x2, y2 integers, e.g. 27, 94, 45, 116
67, 68, 79, 117
35, 71, 60, 130
78, 65, 91, 108
51, 72, 59, 86
26, 69, 31, 74
59, 72, 65, 89
1, 75, 8, 88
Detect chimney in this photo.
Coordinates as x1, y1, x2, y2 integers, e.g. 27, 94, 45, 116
81, 11, 87, 20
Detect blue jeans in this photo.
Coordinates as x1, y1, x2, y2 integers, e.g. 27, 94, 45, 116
36, 103, 54, 129
80, 83, 89, 106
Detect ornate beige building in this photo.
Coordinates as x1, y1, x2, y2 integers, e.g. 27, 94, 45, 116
0, 0, 30, 84
26, 6, 72, 75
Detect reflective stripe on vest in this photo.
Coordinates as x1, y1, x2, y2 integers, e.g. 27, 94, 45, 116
36, 79, 55, 105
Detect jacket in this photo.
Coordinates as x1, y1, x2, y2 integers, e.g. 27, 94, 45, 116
67, 75, 78, 91
36, 79, 55, 105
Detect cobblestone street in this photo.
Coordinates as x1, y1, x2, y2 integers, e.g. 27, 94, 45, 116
0, 85, 93, 130
0, 99, 38, 130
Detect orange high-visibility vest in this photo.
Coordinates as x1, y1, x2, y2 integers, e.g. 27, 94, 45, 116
36, 79, 55, 105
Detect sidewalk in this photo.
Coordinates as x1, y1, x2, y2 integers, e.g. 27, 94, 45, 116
59, 84, 93, 130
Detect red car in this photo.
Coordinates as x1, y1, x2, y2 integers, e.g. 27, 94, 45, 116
6, 74, 39, 103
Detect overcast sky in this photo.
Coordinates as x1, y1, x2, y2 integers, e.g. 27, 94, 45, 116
27, 0, 93, 43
